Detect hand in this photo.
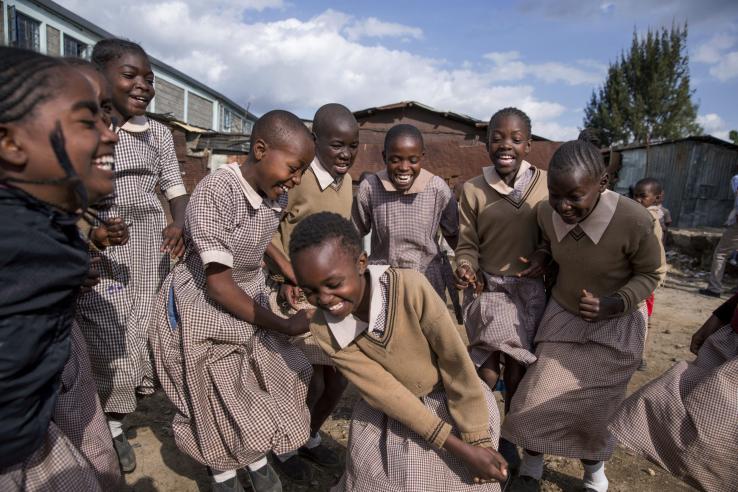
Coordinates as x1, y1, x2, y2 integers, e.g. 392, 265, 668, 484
459, 442, 508, 483
80, 257, 101, 294
283, 308, 316, 336
161, 224, 185, 259
690, 314, 724, 355
579, 290, 624, 321
517, 250, 548, 278
455, 264, 477, 290
279, 283, 304, 311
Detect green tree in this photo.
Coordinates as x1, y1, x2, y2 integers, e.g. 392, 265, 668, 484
730, 130, 738, 145
583, 23, 702, 146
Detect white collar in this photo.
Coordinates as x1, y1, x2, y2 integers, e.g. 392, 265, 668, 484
482, 160, 532, 196
222, 163, 282, 211
551, 189, 619, 244
324, 264, 389, 349
118, 115, 150, 133
310, 158, 337, 191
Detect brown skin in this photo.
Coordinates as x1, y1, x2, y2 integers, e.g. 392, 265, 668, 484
690, 314, 724, 355
633, 183, 662, 208
205, 133, 315, 335
0, 68, 110, 212
293, 238, 508, 483
314, 118, 359, 181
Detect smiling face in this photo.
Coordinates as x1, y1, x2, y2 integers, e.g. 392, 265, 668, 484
315, 119, 359, 180
251, 132, 315, 200
548, 168, 608, 224
633, 183, 661, 208
293, 237, 369, 320
383, 134, 424, 191
102, 51, 154, 122
487, 114, 531, 180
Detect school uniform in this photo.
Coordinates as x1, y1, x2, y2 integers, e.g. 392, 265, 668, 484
456, 161, 548, 367
269, 158, 353, 365
0, 186, 100, 490
310, 267, 501, 492
149, 163, 312, 471
76, 115, 187, 413
502, 190, 666, 461
352, 169, 459, 300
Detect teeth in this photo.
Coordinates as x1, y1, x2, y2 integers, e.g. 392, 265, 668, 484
395, 175, 411, 183
328, 302, 344, 312
280, 184, 289, 193
94, 155, 114, 171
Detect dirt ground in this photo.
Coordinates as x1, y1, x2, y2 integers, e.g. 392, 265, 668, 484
121, 256, 728, 492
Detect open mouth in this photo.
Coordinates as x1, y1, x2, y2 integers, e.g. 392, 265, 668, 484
93, 155, 115, 172
495, 154, 516, 165
327, 301, 345, 313
129, 95, 150, 107
393, 174, 413, 186
334, 164, 350, 174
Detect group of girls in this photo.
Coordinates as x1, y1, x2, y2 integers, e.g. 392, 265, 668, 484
0, 34, 735, 492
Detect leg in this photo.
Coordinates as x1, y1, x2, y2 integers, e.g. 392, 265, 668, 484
299, 366, 346, 467
581, 459, 608, 492
502, 358, 526, 414
705, 224, 738, 294
478, 351, 501, 392
105, 412, 135, 473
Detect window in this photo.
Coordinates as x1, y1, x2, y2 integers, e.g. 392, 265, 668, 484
64, 34, 88, 58
9, 8, 41, 52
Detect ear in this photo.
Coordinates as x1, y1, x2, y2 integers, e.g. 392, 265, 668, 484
252, 138, 268, 162
357, 251, 368, 274
312, 132, 318, 143
599, 172, 610, 192
381, 150, 387, 164
0, 126, 28, 167
525, 138, 532, 155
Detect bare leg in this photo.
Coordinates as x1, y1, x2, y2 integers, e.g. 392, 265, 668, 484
309, 366, 347, 435
478, 351, 501, 392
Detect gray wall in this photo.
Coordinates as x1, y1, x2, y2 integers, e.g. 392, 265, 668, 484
154, 78, 185, 120
0, 2, 5, 45
46, 25, 60, 56
187, 92, 213, 129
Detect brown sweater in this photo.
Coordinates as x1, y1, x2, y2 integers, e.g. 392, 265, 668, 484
456, 166, 548, 276
539, 193, 667, 314
310, 268, 493, 449
272, 165, 353, 256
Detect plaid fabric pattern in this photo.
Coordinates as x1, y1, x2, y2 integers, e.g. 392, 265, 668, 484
53, 323, 120, 490
335, 385, 501, 492
502, 298, 647, 461
368, 272, 389, 338
76, 118, 186, 413
150, 168, 312, 470
610, 325, 738, 492
353, 174, 458, 299
0, 422, 101, 492
463, 274, 546, 367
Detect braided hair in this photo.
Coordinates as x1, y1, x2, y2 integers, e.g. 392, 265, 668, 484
91, 38, 148, 70
549, 140, 606, 181
289, 212, 362, 263
0, 47, 66, 124
384, 124, 424, 154
488, 107, 532, 142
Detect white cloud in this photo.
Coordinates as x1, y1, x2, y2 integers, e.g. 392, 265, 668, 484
483, 51, 604, 85
694, 33, 736, 64
709, 51, 738, 81
344, 17, 423, 41
697, 113, 732, 141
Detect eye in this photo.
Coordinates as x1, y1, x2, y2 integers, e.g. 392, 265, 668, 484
410, 157, 420, 164
326, 281, 342, 289
146, 79, 155, 86
350, 143, 359, 149
121, 72, 135, 79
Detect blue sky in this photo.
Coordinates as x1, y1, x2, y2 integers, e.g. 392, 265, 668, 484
60, 0, 738, 141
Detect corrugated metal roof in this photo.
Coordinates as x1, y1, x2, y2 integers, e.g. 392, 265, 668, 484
613, 135, 738, 152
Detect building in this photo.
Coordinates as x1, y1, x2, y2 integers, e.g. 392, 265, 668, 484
611, 136, 738, 228
1, 0, 257, 133
351, 101, 561, 193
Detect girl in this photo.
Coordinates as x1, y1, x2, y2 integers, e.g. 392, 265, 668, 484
290, 212, 508, 491
149, 110, 315, 492
0, 47, 115, 491
501, 140, 666, 491
352, 124, 458, 300
74, 38, 189, 472
609, 294, 737, 492
454, 107, 548, 467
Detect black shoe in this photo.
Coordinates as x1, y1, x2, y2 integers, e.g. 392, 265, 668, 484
112, 433, 136, 473
510, 475, 541, 492
698, 288, 721, 298
247, 464, 282, 492
298, 444, 340, 467
211, 476, 245, 492
498, 438, 520, 475
272, 454, 312, 484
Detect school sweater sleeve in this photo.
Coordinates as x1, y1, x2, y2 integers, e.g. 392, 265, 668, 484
351, 179, 373, 237
438, 181, 460, 242
310, 321, 453, 449
411, 274, 493, 447
187, 174, 236, 267
152, 120, 187, 200
614, 215, 667, 312
455, 181, 480, 272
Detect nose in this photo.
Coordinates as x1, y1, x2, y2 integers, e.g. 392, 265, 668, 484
291, 171, 302, 186
98, 118, 119, 145
318, 291, 333, 306
338, 148, 349, 160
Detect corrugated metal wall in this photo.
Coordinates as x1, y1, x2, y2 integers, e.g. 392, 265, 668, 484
617, 141, 737, 228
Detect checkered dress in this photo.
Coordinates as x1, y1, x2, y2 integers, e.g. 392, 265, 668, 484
335, 271, 501, 492
0, 421, 101, 491
150, 167, 312, 470
353, 173, 458, 299
501, 298, 647, 461
76, 118, 186, 413
53, 322, 120, 490
610, 325, 738, 491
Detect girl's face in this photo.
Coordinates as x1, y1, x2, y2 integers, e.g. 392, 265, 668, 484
0, 68, 108, 211
293, 238, 368, 320
314, 120, 360, 180
383, 135, 423, 191
103, 51, 154, 121
251, 135, 315, 200
548, 168, 608, 224
487, 115, 531, 178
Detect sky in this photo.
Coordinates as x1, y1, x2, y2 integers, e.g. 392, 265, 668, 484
58, 0, 738, 141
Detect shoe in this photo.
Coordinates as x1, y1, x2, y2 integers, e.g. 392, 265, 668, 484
112, 433, 136, 473
298, 444, 340, 467
637, 359, 648, 371
698, 288, 721, 298
498, 438, 520, 475
272, 454, 312, 484
510, 475, 541, 492
211, 476, 245, 492
247, 463, 282, 492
